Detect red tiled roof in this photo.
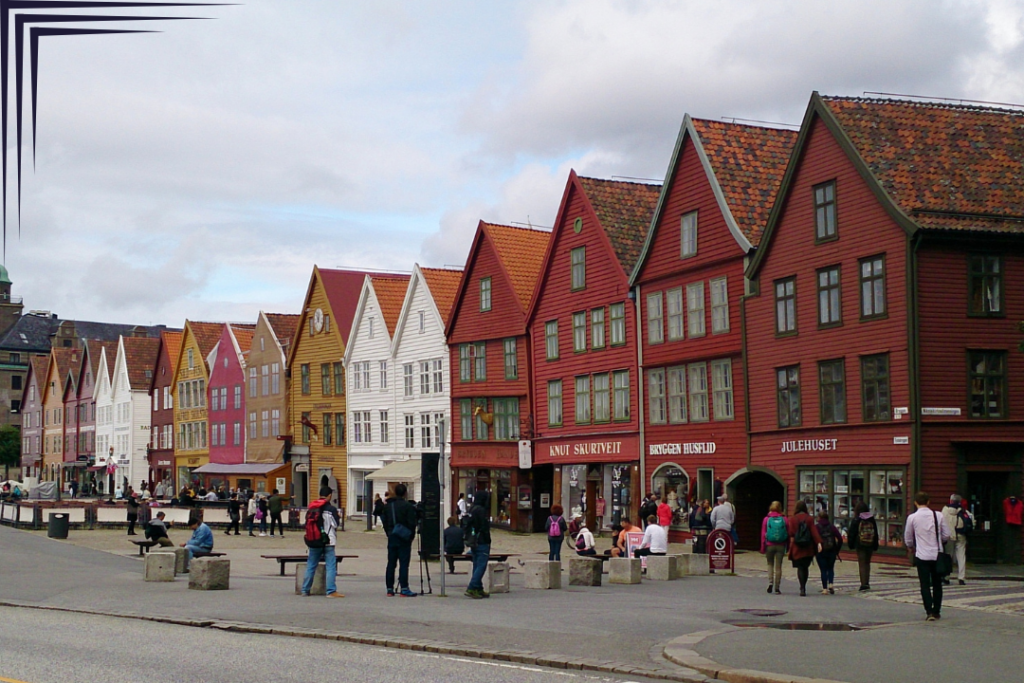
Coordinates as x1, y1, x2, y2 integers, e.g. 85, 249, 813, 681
87, 340, 117, 383
230, 325, 255, 354
28, 354, 48, 390
186, 321, 226, 363
823, 96, 1024, 233
265, 313, 299, 349
371, 274, 412, 336
485, 223, 551, 311
691, 118, 798, 245
122, 337, 160, 390
318, 268, 396, 345
162, 330, 183, 372
578, 177, 662, 273
420, 267, 463, 325
49, 347, 80, 392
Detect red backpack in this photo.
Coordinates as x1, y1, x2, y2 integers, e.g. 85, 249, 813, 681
304, 500, 329, 548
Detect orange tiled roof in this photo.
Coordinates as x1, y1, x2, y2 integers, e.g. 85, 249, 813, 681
122, 337, 161, 389
50, 347, 80, 389
691, 119, 798, 246
485, 223, 551, 311
230, 325, 255, 354
265, 313, 299, 348
420, 267, 463, 325
28, 354, 48, 390
186, 321, 226, 363
162, 330, 183, 371
371, 275, 412, 336
823, 96, 1024, 234
578, 177, 662, 273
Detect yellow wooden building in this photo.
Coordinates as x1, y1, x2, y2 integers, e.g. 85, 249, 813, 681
170, 321, 225, 491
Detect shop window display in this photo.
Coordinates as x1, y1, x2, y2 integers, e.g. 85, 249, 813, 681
610, 465, 631, 527
458, 468, 512, 527
651, 464, 689, 530
566, 464, 587, 520
798, 467, 904, 548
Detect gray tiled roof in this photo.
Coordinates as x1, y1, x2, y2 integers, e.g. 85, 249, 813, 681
0, 313, 170, 354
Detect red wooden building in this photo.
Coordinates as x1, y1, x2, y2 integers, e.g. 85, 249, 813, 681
630, 116, 796, 544
446, 222, 549, 531
527, 173, 660, 531
148, 330, 182, 490
745, 93, 1024, 563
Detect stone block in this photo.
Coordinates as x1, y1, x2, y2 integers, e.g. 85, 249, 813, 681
188, 557, 230, 590
568, 557, 602, 586
646, 554, 678, 581
486, 561, 510, 594
144, 551, 175, 582
677, 553, 710, 576
173, 547, 189, 575
522, 561, 561, 589
608, 557, 641, 584
296, 563, 326, 595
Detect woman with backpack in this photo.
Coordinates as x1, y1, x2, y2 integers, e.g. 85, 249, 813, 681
575, 522, 597, 556
546, 504, 568, 561
256, 495, 269, 537
847, 501, 879, 591
814, 510, 843, 594
787, 499, 823, 596
760, 501, 788, 594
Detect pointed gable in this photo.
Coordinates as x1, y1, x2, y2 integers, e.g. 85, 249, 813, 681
370, 274, 412, 336
577, 176, 661, 273
420, 267, 463, 326
122, 337, 161, 390
186, 321, 226, 365
28, 354, 48, 393
486, 223, 550, 311
265, 313, 299, 351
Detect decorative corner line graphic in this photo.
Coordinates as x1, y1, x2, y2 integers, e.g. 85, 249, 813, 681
1, 1, 234, 257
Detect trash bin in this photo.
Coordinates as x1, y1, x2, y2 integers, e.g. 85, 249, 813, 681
48, 512, 69, 539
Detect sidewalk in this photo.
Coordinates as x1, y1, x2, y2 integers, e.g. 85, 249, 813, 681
6, 524, 1024, 683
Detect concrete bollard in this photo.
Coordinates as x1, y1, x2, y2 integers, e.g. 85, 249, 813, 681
677, 553, 710, 576
144, 551, 176, 582
568, 557, 602, 586
645, 555, 678, 581
173, 547, 189, 575
522, 561, 561, 589
486, 562, 510, 594
608, 557, 642, 584
296, 563, 326, 595
188, 557, 230, 590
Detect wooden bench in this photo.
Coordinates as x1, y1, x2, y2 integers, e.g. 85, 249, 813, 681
429, 553, 517, 564
131, 540, 158, 556
261, 554, 359, 576
192, 551, 225, 558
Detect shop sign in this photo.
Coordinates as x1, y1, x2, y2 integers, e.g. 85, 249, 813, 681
648, 442, 716, 456
518, 440, 532, 469
780, 439, 837, 453
921, 407, 961, 416
549, 441, 622, 457
157, 459, 171, 466
893, 436, 909, 445
294, 463, 309, 473
707, 529, 734, 572
540, 493, 551, 508
187, 457, 200, 465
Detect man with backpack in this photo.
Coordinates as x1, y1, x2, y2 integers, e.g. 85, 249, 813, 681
847, 501, 880, 591
300, 485, 342, 598
382, 483, 419, 597
942, 494, 973, 586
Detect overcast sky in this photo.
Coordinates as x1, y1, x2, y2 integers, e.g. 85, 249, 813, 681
4, 0, 1022, 326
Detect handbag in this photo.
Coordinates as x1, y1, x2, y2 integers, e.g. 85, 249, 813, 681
390, 504, 413, 541
932, 511, 953, 577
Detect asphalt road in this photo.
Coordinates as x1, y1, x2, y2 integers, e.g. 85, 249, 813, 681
0, 607, 663, 683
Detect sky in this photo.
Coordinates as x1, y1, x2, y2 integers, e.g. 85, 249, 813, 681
3, 0, 1023, 326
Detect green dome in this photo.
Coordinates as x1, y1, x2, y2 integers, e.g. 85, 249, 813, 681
0, 264, 9, 285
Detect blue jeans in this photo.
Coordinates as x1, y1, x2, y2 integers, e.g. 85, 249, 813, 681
302, 545, 337, 595
184, 543, 211, 570
386, 536, 412, 592
816, 551, 837, 588
468, 543, 490, 591
548, 537, 562, 562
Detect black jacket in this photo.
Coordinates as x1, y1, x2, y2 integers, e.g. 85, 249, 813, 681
848, 516, 880, 552
467, 491, 492, 545
383, 498, 418, 542
443, 525, 465, 555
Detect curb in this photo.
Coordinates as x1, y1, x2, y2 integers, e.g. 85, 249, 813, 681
662, 629, 848, 683
0, 600, 716, 682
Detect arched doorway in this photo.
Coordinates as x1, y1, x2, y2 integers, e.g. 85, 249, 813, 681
650, 463, 690, 531
728, 469, 785, 551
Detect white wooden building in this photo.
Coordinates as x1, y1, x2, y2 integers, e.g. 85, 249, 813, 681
111, 336, 160, 491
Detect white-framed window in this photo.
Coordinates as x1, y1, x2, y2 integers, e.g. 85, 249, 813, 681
710, 277, 729, 334
420, 361, 431, 394
368, 317, 375, 338
164, 385, 171, 410
421, 412, 433, 448
666, 287, 684, 341
261, 410, 269, 438
403, 363, 414, 397
480, 278, 492, 311
271, 362, 280, 394
433, 359, 444, 393
234, 384, 241, 409
688, 363, 709, 422
418, 311, 425, 333
711, 359, 734, 420
249, 411, 257, 440
648, 369, 666, 424
249, 367, 257, 398
680, 210, 697, 258
575, 376, 591, 424
379, 360, 389, 390
261, 364, 270, 396
687, 282, 706, 337
668, 366, 687, 424
404, 414, 415, 448
271, 409, 280, 437
379, 411, 389, 443
647, 292, 664, 344
361, 361, 371, 391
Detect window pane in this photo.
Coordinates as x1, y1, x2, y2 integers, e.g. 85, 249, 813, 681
647, 293, 664, 344
591, 308, 605, 348
648, 369, 666, 424
668, 366, 687, 424
575, 376, 591, 424
688, 364, 708, 422
687, 282, 705, 337
666, 288, 684, 340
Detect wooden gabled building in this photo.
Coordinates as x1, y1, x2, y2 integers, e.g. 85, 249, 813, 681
170, 321, 225, 490
148, 330, 183, 490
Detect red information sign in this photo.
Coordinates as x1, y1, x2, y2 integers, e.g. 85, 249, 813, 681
706, 529, 734, 573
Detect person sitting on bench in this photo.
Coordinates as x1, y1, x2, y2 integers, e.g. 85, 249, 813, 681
443, 516, 465, 574
146, 511, 174, 548
575, 522, 597, 556
633, 515, 668, 558
180, 513, 213, 570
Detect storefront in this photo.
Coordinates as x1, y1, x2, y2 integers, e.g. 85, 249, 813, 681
192, 462, 291, 497
534, 434, 639, 531
646, 439, 730, 535
450, 442, 533, 531
148, 451, 174, 492
796, 466, 907, 548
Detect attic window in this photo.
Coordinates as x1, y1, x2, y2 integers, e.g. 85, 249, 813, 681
145, 370, 152, 379
369, 317, 375, 338
187, 349, 194, 369
260, 338, 265, 352
418, 311, 425, 333
681, 211, 698, 258
223, 357, 228, 368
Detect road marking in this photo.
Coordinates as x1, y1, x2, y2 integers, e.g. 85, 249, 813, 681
0, 676, 35, 683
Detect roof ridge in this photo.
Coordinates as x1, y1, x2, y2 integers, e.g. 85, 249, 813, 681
577, 174, 662, 187
822, 94, 1024, 116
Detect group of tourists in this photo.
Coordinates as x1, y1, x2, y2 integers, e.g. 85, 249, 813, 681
760, 491, 974, 621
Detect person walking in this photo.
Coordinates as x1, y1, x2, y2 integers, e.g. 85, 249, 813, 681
464, 490, 491, 599
372, 494, 385, 528
710, 495, 735, 537
246, 493, 257, 536
443, 516, 465, 573
847, 501, 879, 591
905, 491, 952, 621
942, 494, 972, 586
225, 493, 241, 536
546, 504, 568, 562
633, 515, 668, 558
690, 500, 712, 554
126, 491, 140, 535
257, 495, 269, 536
787, 500, 823, 597
268, 489, 285, 537
814, 510, 842, 594
456, 492, 468, 520
760, 501, 788, 594
656, 495, 673, 528
300, 485, 343, 598
639, 493, 657, 529
382, 483, 419, 597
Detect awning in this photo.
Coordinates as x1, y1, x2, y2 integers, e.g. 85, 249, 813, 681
88, 465, 107, 472
192, 463, 287, 476
365, 459, 422, 481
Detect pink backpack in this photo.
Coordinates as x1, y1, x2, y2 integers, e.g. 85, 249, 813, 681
548, 515, 562, 537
